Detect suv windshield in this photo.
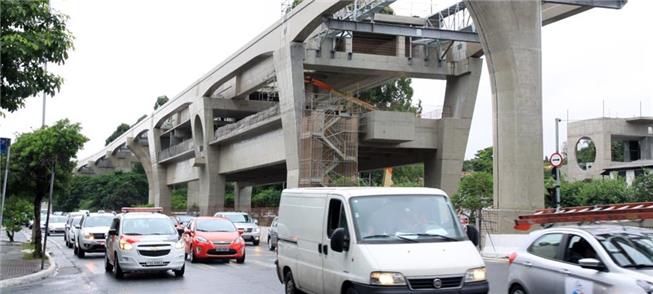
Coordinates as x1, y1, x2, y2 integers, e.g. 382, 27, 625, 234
122, 218, 177, 235
350, 195, 465, 243
597, 232, 653, 268
84, 216, 114, 227
196, 219, 235, 232
221, 213, 251, 223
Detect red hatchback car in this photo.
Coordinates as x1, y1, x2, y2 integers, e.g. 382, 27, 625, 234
183, 217, 246, 263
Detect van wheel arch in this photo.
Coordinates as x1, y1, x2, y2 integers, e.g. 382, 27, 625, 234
341, 281, 355, 294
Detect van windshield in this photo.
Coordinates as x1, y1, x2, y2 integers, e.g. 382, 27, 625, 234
349, 195, 465, 243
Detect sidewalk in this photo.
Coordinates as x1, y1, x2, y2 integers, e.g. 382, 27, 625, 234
0, 228, 50, 282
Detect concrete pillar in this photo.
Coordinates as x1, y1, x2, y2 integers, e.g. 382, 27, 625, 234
274, 42, 306, 188
396, 36, 405, 57
191, 99, 225, 215
466, 0, 545, 232
425, 58, 482, 196
126, 138, 156, 205
149, 128, 172, 213
187, 180, 200, 212
234, 183, 252, 211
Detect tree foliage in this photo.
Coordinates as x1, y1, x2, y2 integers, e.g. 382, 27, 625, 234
452, 172, 493, 220
154, 95, 169, 110
8, 119, 87, 257
358, 77, 422, 113
1, 0, 74, 113
463, 147, 493, 173
105, 123, 130, 146
2, 196, 33, 242
62, 170, 147, 212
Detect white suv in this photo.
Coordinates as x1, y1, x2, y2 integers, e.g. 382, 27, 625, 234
74, 212, 114, 258
105, 209, 185, 279
213, 212, 260, 246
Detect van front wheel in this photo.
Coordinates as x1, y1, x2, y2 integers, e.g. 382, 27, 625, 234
345, 287, 359, 294
284, 271, 304, 294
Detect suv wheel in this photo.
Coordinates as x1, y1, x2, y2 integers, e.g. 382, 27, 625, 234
76, 243, 85, 258
113, 252, 124, 279
173, 264, 185, 277
267, 237, 274, 251
104, 254, 113, 272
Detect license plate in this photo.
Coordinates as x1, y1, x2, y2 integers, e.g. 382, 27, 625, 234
215, 247, 230, 252
146, 260, 165, 266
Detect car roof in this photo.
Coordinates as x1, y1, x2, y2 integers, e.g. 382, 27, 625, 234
120, 212, 169, 219
533, 224, 653, 237
282, 187, 448, 198
216, 212, 248, 215
196, 216, 229, 221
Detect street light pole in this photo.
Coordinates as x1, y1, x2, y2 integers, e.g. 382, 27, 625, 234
41, 163, 55, 270
555, 118, 562, 211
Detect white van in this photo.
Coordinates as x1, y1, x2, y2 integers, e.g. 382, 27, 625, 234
275, 187, 488, 294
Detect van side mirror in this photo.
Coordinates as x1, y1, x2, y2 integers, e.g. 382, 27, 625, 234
578, 258, 606, 271
108, 229, 117, 236
330, 228, 349, 253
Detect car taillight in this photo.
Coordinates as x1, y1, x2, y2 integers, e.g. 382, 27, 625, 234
508, 252, 517, 265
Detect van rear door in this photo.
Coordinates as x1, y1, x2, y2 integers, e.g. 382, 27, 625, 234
322, 196, 352, 294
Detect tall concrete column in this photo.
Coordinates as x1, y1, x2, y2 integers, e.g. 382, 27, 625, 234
234, 183, 253, 211
466, 0, 545, 232
187, 180, 200, 212
126, 138, 155, 205
274, 42, 306, 188
149, 128, 172, 213
192, 99, 225, 215
425, 58, 483, 196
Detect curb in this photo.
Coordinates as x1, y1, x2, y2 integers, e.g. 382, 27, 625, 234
0, 231, 57, 289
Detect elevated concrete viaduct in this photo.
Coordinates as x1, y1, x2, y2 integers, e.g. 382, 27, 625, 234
76, 0, 625, 232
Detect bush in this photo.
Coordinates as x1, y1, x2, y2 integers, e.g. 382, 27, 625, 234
2, 196, 33, 242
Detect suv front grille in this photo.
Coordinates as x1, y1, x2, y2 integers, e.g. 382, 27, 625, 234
408, 277, 463, 290
138, 249, 170, 257
246, 228, 253, 233
92, 233, 105, 239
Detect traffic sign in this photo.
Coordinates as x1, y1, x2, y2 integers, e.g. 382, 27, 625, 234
0, 138, 10, 156
550, 152, 563, 168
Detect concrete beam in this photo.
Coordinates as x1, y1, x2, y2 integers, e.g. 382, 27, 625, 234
304, 51, 456, 79
205, 99, 277, 114
542, 0, 626, 9
324, 18, 480, 43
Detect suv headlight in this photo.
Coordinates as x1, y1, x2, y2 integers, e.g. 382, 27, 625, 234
174, 239, 184, 249
252, 227, 260, 233
464, 267, 487, 282
119, 238, 133, 251
370, 272, 406, 286
84, 232, 94, 240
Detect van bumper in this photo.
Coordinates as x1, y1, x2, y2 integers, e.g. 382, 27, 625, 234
350, 281, 489, 294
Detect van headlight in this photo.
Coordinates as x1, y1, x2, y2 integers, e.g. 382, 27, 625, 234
174, 239, 184, 249
370, 272, 406, 286
464, 267, 487, 282
637, 280, 653, 292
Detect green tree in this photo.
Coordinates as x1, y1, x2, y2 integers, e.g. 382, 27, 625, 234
105, 123, 130, 146
1, 0, 74, 113
252, 184, 283, 207
8, 119, 87, 257
154, 95, 169, 110
463, 147, 493, 173
392, 164, 424, 187
633, 170, 653, 202
358, 77, 422, 113
2, 196, 33, 242
452, 172, 493, 221
63, 170, 148, 212
171, 186, 188, 211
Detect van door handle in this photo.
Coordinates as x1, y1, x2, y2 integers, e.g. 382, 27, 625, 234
318, 244, 322, 254
322, 244, 328, 255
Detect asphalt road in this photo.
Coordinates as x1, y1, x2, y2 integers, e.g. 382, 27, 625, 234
4, 229, 509, 294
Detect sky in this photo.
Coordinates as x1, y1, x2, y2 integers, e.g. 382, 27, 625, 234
1, 0, 651, 161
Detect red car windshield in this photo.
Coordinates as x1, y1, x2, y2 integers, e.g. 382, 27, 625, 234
196, 219, 236, 232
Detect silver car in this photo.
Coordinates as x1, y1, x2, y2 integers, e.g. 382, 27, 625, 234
65, 214, 83, 248
508, 225, 653, 294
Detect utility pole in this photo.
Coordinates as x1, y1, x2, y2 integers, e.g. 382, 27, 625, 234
555, 118, 562, 211
41, 0, 53, 269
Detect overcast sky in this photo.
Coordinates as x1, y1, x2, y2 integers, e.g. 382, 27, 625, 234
1, 0, 651, 162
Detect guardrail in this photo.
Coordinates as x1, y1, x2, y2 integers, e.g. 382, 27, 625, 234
159, 139, 194, 161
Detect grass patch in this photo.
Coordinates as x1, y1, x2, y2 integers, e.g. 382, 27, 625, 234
21, 242, 38, 260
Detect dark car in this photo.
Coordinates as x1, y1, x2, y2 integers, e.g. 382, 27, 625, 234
267, 216, 279, 251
